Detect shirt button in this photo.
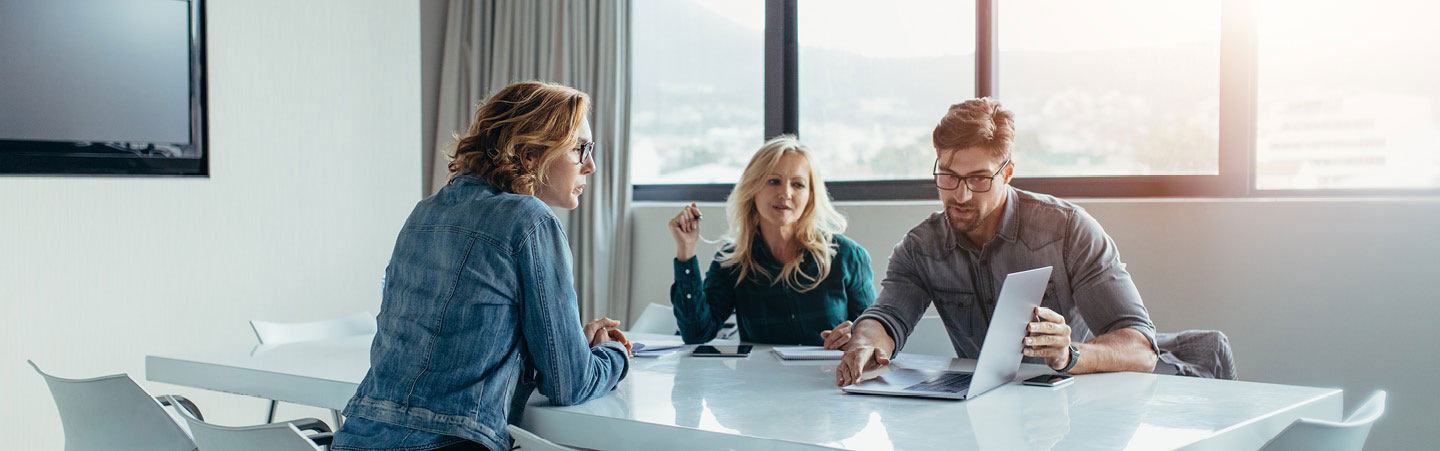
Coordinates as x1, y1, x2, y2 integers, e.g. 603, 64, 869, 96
685, 269, 690, 274
686, 294, 692, 299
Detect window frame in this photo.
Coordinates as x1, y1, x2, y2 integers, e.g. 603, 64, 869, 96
631, 0, 1440, 201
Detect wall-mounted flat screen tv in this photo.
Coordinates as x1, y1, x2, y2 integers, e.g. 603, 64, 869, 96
0, 0, 207, 176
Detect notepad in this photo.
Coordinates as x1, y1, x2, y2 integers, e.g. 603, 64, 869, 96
771, 346, 844, 360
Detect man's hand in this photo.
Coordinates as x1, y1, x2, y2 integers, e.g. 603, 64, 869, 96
819, 320, 853, 350
833, 319, 896, 386
835, 344, 890, 387
1023, 307, 1073, 371
584, 318, 621, 348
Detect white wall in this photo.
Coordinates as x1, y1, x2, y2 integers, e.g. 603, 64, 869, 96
0, 1, 421, 449
629, 197, 1440, 451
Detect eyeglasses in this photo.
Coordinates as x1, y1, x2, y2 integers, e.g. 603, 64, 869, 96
933, 158, 1010, 192
568, 141, 595, 165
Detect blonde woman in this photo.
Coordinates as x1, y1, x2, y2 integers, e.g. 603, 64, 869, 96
335, 81, 629, 451
668, 135, 875, 346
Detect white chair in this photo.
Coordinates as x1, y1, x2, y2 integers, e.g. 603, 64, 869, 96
1259, 390, 1387, 451
506, 425, 576, 450
901, 315, 954, 357
250, 311, 376, 425
28, 360, 199, 451
166, 395, 332, 451
628, 303, 678, 335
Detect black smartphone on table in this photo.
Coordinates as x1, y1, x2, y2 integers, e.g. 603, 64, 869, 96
1022, 374, 1074, 388
691, 345, 753, 357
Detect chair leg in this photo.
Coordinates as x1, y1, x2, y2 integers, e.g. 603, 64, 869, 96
266, 400, 279, 424
332, 409, 344, 428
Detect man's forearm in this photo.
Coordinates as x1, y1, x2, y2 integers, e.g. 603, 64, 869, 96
1070, 328, 1157, 374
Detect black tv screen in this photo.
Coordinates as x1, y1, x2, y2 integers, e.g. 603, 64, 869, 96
0, 0, 207, 176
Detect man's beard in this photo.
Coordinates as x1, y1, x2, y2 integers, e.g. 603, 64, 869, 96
946, 205, 984, 234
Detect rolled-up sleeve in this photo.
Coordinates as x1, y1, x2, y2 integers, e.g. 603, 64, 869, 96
1064, 207, 1160, 354
856, 236, 933, 355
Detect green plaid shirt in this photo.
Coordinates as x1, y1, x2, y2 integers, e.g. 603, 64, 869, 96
671, 234, 875, 345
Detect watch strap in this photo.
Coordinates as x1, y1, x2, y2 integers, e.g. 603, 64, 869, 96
1057, 343, 1079, 373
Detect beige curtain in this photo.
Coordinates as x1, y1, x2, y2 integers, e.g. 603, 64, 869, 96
429, 0, 632, 322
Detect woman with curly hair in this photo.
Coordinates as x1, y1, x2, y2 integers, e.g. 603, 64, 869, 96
668, 136, 876, 347
333, 81, 629, 451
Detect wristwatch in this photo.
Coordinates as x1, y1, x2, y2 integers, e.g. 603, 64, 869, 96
1056, 343, 1079, 373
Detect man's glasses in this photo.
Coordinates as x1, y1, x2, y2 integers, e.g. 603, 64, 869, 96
568, 141, 595, 165
933, 157, 1010, 192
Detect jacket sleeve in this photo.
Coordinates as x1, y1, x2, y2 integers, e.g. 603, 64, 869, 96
518, 214, 629, 406
844, 241, 877, 320
671, 252, 736, 344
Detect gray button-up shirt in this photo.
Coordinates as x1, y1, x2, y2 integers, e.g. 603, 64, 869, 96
857, 187, 1159, 361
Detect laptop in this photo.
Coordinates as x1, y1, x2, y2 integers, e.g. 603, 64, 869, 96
841, 266, 1052, 400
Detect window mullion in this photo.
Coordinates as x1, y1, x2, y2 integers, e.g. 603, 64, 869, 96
976, 0, 996, 98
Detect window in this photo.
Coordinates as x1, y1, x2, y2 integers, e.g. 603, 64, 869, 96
630, 0, 764, 185
1255, 0, 1440, 191
631, 0, 1440, 200
797, 0, 974, 182
998, 0, 1219, 177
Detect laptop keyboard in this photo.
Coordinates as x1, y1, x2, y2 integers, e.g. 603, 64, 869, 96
904, 372, 974, 393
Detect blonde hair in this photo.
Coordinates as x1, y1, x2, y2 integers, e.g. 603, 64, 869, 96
448, 81, 590, 195
717, 135, 846, 293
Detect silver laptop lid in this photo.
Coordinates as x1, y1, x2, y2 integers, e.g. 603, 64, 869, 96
964, 266, 1052, 398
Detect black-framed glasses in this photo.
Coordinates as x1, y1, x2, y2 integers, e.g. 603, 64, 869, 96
568, 141, 595, 165
933, 157, 1010, 192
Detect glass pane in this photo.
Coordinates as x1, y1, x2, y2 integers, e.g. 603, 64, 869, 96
798, 0, 975, 181
1256, 0, 1440, 190
630, 0, 764, 184
998, 1, 1220, 177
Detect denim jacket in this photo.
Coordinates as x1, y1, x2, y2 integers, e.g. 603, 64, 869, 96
334, 175, 629, 451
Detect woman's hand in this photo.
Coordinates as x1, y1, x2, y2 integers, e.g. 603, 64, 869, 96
820, 321, 854, 349
668, 203, 702, 261
584, 318, 621, 347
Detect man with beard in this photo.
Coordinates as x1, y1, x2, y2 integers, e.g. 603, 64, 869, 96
824, 98, 1159, 386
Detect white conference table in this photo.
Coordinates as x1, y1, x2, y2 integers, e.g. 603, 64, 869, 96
146, 332, 1340, 450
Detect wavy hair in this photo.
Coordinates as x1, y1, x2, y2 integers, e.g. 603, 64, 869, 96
447, 81, 590, 194
716, 135, 846, 293
933, 97, 1015, 163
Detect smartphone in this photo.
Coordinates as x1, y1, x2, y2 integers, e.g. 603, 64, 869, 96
1022, 374, 1074, 388
691, 345, 753, 357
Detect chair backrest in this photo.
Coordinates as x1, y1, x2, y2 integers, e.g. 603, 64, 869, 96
1154, 329, 1238, 380
28, 360, 197, 451
628, 303, 677, 335
902, 315, 954, 357
251, 311, 376, 345
506, 425, 576, 451
1259, 390, 1387, 451
165, 396, 321, 451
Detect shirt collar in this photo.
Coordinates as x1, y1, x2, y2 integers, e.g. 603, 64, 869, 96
943, 186, 1020, 252
995, 186, 1020, 243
